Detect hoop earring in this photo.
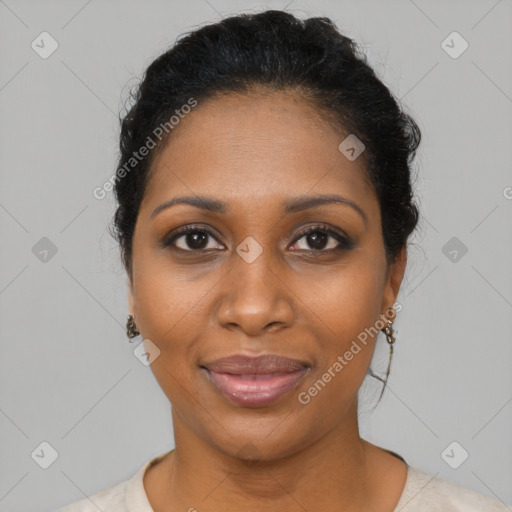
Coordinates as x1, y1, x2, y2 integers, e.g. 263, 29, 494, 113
126, 314, 140, 340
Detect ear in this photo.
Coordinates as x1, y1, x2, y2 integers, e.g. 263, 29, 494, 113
380, 245, 407, 318
128, 278, 136, 317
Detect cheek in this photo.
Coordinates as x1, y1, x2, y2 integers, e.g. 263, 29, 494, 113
130, 251, 223, 402
306, 255, 386, 341
299, 294, 381, 421
132, 272, 202, 408
131, 241, 210, 344
300, 257, 385, 400
134, 279, 205, 364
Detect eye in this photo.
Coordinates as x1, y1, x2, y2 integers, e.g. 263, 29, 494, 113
162, 225, 224, 252
161, 223, 354, 254
289, 224, 353, 252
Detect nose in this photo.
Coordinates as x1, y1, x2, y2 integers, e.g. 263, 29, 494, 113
215, 246, 295, 337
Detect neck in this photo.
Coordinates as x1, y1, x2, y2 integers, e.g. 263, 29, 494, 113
147, 399, 382, 512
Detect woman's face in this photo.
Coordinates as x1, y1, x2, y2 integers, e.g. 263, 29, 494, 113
129, 90, 406, 460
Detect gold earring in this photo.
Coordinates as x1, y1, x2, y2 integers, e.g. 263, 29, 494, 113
126, 314, 140, 340
382, 320, 396, 346
382, 319, 396, 371
377, 319, 396, 401
367, 310, 398, 404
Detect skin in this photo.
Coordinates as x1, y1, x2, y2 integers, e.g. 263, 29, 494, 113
128, 88, 408, 511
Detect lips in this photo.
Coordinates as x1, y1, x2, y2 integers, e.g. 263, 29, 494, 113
203, 354, 308, 374
201, 354, 310, 407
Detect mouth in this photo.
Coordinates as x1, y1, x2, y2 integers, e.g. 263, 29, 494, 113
200, 354, 310, 407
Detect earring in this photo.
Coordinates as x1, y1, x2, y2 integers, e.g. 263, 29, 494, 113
382, 320, 396, 347
367, 310, 398, 403
126, 314, 140, 340
377, 319, 396, 401
381, 319, 396, 370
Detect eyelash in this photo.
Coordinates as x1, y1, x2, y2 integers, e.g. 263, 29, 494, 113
161, 223, 354, 254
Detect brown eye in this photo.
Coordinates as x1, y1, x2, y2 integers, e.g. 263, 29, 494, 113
290, 225, 354, 252
161, 223, 354, 254
162, 226, 224, 252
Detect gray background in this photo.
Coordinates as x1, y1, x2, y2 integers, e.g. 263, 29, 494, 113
1, 0, 511, 510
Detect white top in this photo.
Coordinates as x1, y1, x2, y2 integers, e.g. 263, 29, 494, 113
55, 451, 509, 511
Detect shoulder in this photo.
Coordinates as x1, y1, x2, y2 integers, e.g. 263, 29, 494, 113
54, 478, 128, 512
395, 465, 510, 511
54, 452, 169, 512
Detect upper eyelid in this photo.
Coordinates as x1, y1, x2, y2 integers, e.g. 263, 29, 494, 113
292, 224, 348, 240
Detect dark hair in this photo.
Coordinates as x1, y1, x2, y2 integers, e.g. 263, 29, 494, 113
111, 9, 421, 403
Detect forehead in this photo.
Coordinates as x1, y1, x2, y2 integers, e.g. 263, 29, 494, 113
141, 90, 376, 216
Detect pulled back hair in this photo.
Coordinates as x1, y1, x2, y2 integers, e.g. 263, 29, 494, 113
112, 9, 420, 279
111, 9, 421, 403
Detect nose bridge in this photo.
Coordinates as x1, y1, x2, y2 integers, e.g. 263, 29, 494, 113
231, 236, 280, 305
216, 236, 294, 333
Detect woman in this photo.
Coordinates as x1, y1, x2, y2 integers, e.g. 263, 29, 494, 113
57, 9, 508, 512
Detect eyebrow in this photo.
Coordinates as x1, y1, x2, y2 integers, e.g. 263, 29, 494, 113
150, 193, 368, 226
